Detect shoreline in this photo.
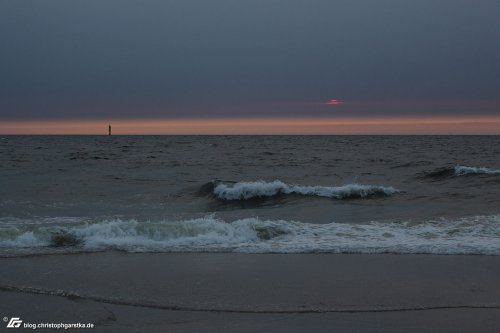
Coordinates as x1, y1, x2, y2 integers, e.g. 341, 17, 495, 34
1, 252, 500, 332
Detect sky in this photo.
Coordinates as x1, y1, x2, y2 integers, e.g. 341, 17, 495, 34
1, 0, 500, 134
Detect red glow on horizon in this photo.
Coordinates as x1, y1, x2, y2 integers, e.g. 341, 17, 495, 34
325, 99, 343, 105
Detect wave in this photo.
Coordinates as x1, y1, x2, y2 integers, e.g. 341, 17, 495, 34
0, 217, 288, 252
424, 165, 500, 179
454, 165, 500, 176
1, 215, 499, 255
212, 180, 399, 200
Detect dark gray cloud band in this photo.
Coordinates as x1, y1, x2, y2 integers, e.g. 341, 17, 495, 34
1, 0, 499, 120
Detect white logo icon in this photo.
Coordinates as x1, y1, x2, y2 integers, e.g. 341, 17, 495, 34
6, 317, 22, 328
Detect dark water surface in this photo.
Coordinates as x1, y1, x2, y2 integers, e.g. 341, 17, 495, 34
1, 135, 499, 255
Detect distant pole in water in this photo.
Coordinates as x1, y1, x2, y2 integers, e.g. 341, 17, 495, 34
108, 124, 112, 136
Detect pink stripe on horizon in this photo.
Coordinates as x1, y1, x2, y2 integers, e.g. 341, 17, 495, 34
1, 116, 500, 135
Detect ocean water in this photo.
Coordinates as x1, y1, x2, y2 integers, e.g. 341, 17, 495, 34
1, 135, 499, 256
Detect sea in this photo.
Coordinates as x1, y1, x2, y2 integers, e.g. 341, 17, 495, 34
1, 135, 499, 256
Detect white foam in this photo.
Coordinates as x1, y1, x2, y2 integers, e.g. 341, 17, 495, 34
454, 165, 500, 176
1, 215, 500, 255
0, 231, 43, 248
213, 180, 399, 200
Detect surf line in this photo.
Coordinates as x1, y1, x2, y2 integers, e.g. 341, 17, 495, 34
1, 283, 500, 314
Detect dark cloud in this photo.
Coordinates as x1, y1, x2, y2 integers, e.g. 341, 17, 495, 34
1, 0, 500, 120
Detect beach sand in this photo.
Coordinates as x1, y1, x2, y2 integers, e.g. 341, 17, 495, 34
1, 253, 500, 332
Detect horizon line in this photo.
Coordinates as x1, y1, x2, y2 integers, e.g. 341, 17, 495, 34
2, 116, 500, 135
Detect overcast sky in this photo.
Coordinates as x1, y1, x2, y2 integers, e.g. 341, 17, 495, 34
1, 0, 500, 121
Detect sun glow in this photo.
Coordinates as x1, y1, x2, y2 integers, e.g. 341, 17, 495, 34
324, 99, 343, 105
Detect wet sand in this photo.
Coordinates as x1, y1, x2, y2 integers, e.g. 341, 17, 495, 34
1, 253, 500, 332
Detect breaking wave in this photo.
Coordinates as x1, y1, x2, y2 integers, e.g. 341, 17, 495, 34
454, 165, 500, 176
1, 215, 500, 255
424, 165, 500, 179
0, 217, 288, 253
212, 180, 399, 200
